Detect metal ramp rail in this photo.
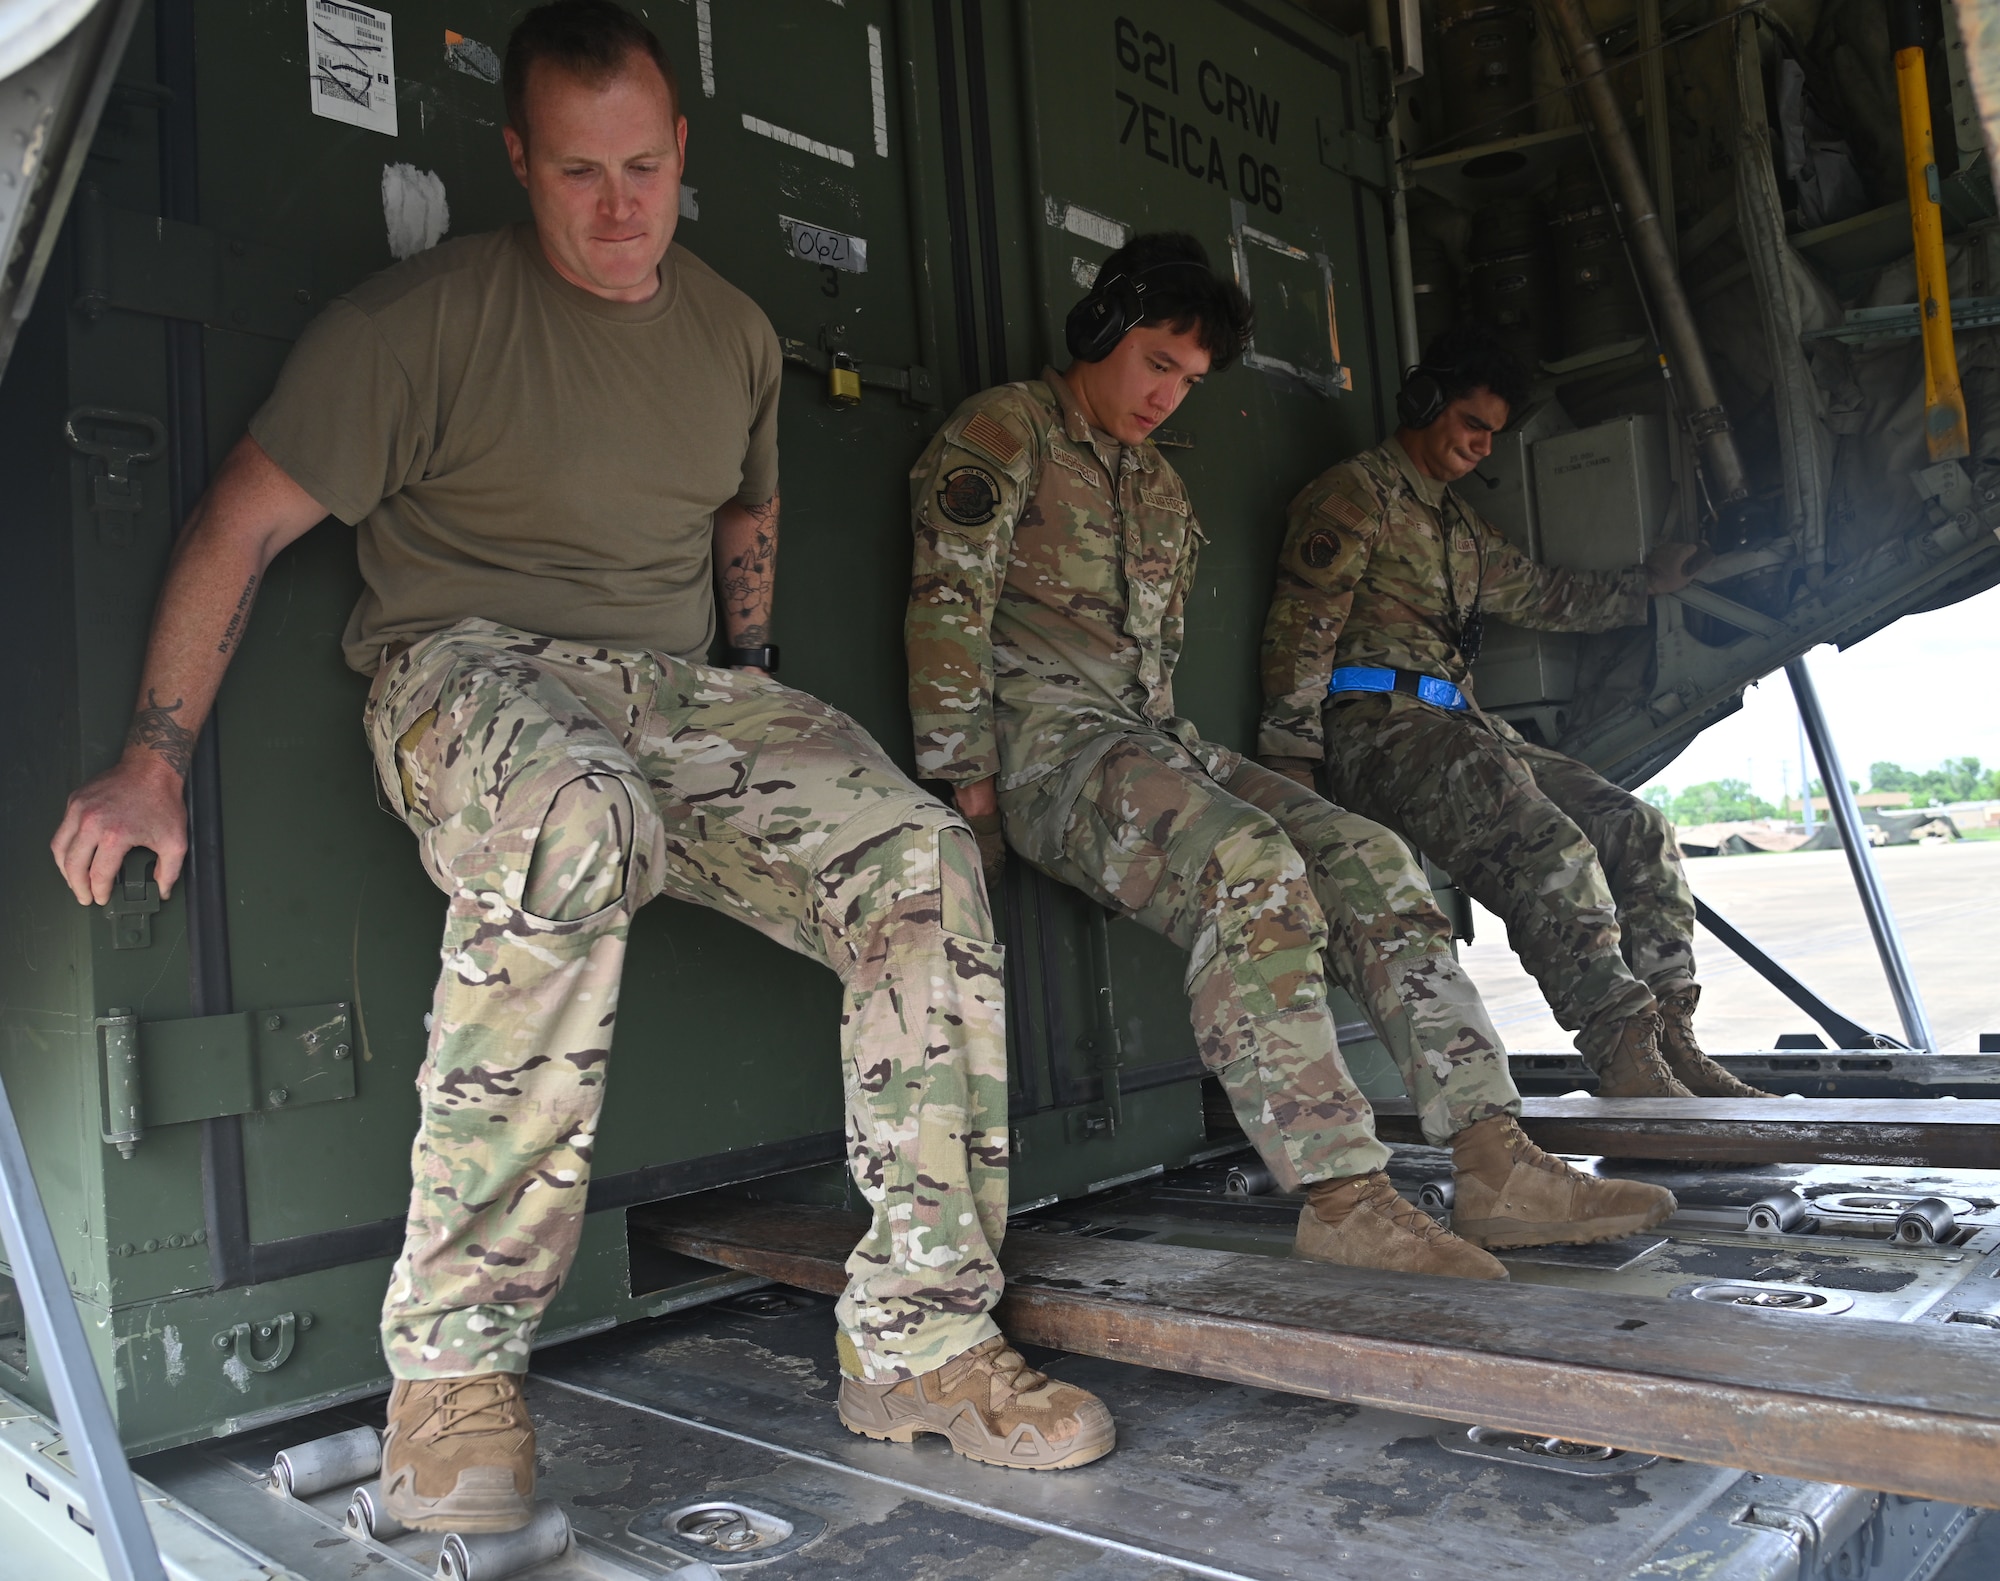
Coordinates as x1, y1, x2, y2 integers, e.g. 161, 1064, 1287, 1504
1, 1063, 165, 1580
0, 3, 166, 1576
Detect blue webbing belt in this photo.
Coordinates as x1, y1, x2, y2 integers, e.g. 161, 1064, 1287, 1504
1327, 665, 1469, 712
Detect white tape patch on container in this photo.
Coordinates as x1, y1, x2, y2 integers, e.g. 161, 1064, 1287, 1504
696, 0, 717, 96
867, 25, 889, 156
1044, 196, 1128, 250
743, 114, 856, 168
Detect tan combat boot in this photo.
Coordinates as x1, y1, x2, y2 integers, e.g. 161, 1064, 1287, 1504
1587, 1011, 1692, 1097
1450, 1114, 1677, 1248
382, 1373, 535, 1533
1295, 1171, 1507, 1280
839, 1335, 1115, 1470
1657, 985, 1773, 1097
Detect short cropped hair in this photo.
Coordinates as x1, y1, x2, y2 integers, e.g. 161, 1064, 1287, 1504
504, 1, 681, 139
1096, 232, 1254, 372
1418, 322, 1531, 414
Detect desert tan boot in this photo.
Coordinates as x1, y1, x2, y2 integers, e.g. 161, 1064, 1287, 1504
1295, 1171, 1507, 1279
382, 1373, 535, 1533
1587, 1011, 1692, 1097
1450, 1113, 1678, 1248
1658, 985, 1773, 1096
839, 1335, 1115, 1470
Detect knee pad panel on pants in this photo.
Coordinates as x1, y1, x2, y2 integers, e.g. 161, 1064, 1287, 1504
1185, 815, 1328, 1017
814, 798, 996, 962
523, 773, 639, 922
933, 818, 994, 943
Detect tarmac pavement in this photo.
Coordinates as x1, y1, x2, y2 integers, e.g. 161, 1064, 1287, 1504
1458, 837, 2000, 1055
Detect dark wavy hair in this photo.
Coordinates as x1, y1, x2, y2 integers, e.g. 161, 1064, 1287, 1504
504, 1, 681, 139
1418, 322, 1531, 414
1095, 232, 1255, 371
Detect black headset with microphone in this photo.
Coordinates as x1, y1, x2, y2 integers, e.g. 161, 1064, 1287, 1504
1395, 361, 1459, 429
1064, 259, 1214, 363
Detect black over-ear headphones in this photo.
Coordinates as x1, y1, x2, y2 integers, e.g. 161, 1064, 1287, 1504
1064, 260, 1213, 363
1396, 362, 1459, 429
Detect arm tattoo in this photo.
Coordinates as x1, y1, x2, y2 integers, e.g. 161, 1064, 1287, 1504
217, 572, 259, 656
128, 690, 196, 779
720, 495, 779, 648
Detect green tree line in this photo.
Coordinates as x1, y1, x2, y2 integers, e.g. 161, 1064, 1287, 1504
1867, 757, 2000, 805
1645, 758, 2000, 823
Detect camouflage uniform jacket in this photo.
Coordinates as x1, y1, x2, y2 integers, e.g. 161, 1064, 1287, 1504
1257, 438, 1649, 761
908, 367, 1237, 848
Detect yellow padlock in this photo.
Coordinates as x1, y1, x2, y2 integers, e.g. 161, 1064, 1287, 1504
828, 359, 862, 408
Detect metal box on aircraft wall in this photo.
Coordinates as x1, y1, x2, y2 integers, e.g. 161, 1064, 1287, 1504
1534, 413, 1673, 571
1474, 410, 1671, 714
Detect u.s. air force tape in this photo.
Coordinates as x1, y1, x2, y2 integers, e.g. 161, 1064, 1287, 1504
938, 466, 1000, 526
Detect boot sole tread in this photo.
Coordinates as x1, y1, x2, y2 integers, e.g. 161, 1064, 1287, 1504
383, 1487, 535, 1534
839, 1412, 1114, 1470
382, 1464, 536, 1528
1455, 1206, 1674, 1249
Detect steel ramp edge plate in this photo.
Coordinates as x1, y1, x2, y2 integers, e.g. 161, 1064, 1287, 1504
0, 1385, 301, 1581
637, 1199, 2000, 1509
1369, 1096, 2000, 1167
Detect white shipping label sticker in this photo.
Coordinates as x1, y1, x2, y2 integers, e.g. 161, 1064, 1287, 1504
309, 0, 398, 137
782, 217, 867, 274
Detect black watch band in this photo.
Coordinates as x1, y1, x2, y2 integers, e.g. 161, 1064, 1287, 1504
724, 644, 780, 672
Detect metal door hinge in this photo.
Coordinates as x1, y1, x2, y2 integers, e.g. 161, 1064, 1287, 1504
73, 183, 316, 341
95, 1007, 141, 1158
92, 1002, 356, 1157
1315, 115, 1388, 187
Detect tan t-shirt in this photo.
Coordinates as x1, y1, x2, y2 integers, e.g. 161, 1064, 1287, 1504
250, 225, 782, 673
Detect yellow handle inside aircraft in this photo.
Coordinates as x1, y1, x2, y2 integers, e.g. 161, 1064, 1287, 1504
1894, 43, 1970, 462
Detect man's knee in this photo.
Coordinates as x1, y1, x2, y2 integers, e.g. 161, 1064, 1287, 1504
1198, 812, 1328, 963
933, 815, 995, 943
1208, 808, 1313, 896
818, 797, 996, 948
522, 773, 641, 921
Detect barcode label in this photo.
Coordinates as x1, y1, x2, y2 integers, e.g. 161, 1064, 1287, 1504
308, 0, 398, 138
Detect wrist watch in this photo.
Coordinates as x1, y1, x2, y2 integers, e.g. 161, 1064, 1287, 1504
724, 645, 779, 672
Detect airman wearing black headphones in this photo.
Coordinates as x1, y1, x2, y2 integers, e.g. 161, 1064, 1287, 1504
905, 241, 1677, 1281
1255, 323, 1757, 1102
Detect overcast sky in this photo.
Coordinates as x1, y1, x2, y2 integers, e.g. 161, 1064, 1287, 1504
1641, 576, 2000, 805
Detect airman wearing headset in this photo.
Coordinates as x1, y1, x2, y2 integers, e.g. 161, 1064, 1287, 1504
1255, 322, 1761, 1101
905, 236, 1675, 1280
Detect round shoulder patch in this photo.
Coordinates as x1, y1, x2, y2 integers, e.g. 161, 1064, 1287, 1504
938, 465, 1000, 527
1300, 527, 1340, 569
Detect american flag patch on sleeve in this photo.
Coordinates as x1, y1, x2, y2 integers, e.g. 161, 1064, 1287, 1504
1320, 489, 1371, 531
960, 411, 1024, 467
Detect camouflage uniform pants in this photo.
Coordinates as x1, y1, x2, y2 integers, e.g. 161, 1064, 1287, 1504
1321, 694, 1694, 1054
1003, 734, 1518, 1189
365, 620, 1007, 1384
